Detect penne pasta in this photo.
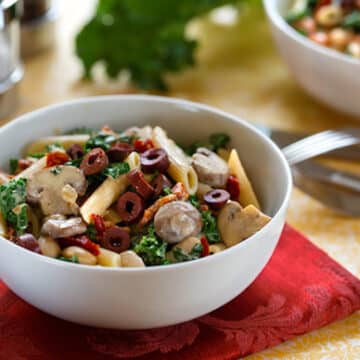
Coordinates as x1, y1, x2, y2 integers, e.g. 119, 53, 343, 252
14, 156, 47, 180
0, 211, 7, 237
80, 152, 140, 223
23, 135, 90, 155
152, 127, 198, 195
227, 149, 260, 209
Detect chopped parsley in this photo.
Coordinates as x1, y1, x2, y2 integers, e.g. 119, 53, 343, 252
50, 166, 62, 175
209, 133, 230, 152
162, 187, 172, 195
173, 243, 203, 262
85, 132, 118, 151
133, 224, 168, 266
189, 194, 200, 209
86, 223, 97, 242
201, 211, 221, 244
103, 162, 130, 178
9, 159, 18, 174
0, 178, 28, 234
57, 255, 79, 263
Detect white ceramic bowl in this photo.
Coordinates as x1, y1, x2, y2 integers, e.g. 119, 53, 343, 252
0, 95, 292, 329
264, 0, 360, 117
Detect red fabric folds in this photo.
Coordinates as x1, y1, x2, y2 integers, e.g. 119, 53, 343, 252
1, 224, 360, 360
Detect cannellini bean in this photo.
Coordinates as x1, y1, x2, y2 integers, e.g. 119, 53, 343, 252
97, 248, 121, 267
329, 28, 353, 50
315, 5, 343, 27
196, 182, 213, 200
309, 32, 329, 46
209, 243, 226, 254
120, 250, 145, 268
348, 42, 360, 59
38, 236, 61, 258
62, 246, 97, 265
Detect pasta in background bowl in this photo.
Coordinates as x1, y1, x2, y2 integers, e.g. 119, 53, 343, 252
0, 95, 292, 329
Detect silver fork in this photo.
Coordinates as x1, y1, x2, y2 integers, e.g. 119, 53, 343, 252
282, 128, 360, 166
281, 128, 360, 216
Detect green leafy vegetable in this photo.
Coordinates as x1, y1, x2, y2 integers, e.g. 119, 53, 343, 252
343, 11, 360, 31
209, 133, 230, 151
173, 243, 203, 262
201, 210, 221, 243
28, 152, 46, 159
85, 132, 118, 151
50, 166, 62, 175
86, 224, 98, 241
65, 158, 82, 168
133, 224, 168, 266
103, 162, 130, 178
57, 256, 79, 263
0, 178, 28, 234
162, 187, 172, 195
9, 159, 18, 175
66, 127, 95, 135
76, 0, 244, 90
189, 194, 201, 209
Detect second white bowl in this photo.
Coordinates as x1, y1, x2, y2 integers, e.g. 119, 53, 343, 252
264, 0, 360, 118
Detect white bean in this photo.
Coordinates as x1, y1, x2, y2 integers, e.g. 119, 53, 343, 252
209, 243, 226, 254
62, 246, 97, 265
38, 236, 61, 258
97, 248, 121, 267
120, 250, 145, 268
315, 5, 343, 27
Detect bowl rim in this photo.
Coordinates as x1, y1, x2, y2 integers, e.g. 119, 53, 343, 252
263, 0, 360, 67
0, 95, 292, 273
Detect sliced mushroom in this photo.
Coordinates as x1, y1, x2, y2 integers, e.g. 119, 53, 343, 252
27, 165, 87, 216
217, 201, 271, 247
41, 216, 87, 238
192, 148, 229, 188
154, 201, 202, 244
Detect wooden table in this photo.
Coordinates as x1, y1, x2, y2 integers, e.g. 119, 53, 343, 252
2, 1, 360, 358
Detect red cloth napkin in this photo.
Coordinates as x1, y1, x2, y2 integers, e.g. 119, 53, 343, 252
1, 224, 360, 360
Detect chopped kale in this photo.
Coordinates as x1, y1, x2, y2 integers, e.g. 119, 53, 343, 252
85, 132, 118, 151
57, 255, 79, 263
65, 158, 82, 168
162, 187, 172, 195
9, 159, 19, 175
189, 194, 201, 209
343, 11, 360, 31
173, 243, 203, 262
201, 210, 221, 244
209, 133, 230, 151
103, 162, 130, 178
0, 178, 28, 234
27, 152, 46, 159
86, 223, 98, 242
133, 224, 168, 266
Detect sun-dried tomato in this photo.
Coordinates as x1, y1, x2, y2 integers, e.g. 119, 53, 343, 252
200, 236, 210, 257
134, 139, 154, 153
46, 151, 70, 167
90, 214, 106, 235
59, 235, 100, 256
226, 175, 240, 201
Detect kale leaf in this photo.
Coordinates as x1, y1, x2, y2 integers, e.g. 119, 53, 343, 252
343, 11, 360, 31
209, 133, 230, 151
85, 132, 118, 151
9, 159, 19, 175
173, 243, 203, 262
0, 178, 28, 234
75, 0, 239, 90
133, 224, 168, 266
201, 210, 221, 244
103, 162, 130, 178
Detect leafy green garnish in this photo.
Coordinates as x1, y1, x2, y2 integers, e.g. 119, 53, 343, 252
162, 187, 172, 195
75, 0, 244, 90
85, 132, 118, 151
65, 158, 82, 168
343, 11, 360, 31
9, 159, 18, 175
201, 210, 221, 244
189, 194, 201, 209
133, 224, 168, 266
46, 143, 65, 152
27, 152, 46, 159
50, 166, 62, 175
86, 224, 98, 241
184, 133, 231, 155
209, 133, 230, 152
0, 178, 28, 234
173, 243, 203, 262
103, 162, 130, 178
66, 127, 95, 135
57, 256, 79, 263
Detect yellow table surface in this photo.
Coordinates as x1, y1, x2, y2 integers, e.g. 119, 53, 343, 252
2, 1, 360, 358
